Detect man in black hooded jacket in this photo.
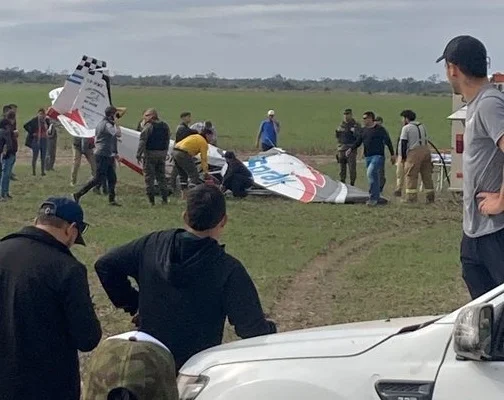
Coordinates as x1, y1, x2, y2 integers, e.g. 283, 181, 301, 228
95, 183, 277, 371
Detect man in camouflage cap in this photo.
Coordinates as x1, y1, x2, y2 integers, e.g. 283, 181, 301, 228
82, 331, 178, 400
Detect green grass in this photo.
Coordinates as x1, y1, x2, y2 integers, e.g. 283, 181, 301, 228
0, 83, 453, 153
0, 85, 467, 377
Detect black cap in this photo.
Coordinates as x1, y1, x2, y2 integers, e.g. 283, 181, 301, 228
436, 35, 488, 77
38, 197, 89, 245
344, 108, 352, 114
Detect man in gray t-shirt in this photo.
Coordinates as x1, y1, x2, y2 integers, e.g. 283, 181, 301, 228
437, 35, 504, 299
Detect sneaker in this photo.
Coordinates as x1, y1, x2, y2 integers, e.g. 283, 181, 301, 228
366, 200, 378, 207
0, 196, 6, 202
109, 201, 122, 207
10, 175, 17, 181
6, 194, 12, 199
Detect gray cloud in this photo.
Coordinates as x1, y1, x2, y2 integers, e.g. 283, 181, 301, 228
0, 0, 502, 79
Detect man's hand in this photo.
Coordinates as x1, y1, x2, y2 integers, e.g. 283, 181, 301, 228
345, 148, 352, 157
136, 157, 143, 165
477, 192, 504, 215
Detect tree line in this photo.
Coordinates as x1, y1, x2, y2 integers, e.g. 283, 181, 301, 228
0, 67, 451, 95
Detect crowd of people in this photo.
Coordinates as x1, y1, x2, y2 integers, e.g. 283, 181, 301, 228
1, 34, 504, 399
334, 108, 435, 206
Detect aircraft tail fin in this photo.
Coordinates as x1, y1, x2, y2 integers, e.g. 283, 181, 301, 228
48, 55, 111, 129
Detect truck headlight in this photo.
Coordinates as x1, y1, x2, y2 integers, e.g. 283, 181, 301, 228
177, 374, 209, 400
375, 380, 434, 400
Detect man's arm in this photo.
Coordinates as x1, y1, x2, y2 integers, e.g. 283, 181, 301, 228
399, 126, 408, 161
224, 263, 277, 338
200, 139, 209, 174
476, 97, 504, 214
256, 122, 264, 147
94, 235, 149, 316
62, 265, 102, 352
136, 123, 152, 161
383, 128, 395, 157
105, 121, 120, 137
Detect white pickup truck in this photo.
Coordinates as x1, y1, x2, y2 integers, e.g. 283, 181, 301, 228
177, 284, 504, 400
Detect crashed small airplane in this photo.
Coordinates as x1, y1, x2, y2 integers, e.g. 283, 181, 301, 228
48, 55, 386, 204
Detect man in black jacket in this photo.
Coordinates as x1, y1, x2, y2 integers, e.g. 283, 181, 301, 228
348, 111, 395, 206
221, 151, 253, 197
136, 108, 171, 205
0, 197, 102, 400
95, 184, 277, 371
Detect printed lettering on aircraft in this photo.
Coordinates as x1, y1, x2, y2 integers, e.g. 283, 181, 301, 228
247, 157, 296, 185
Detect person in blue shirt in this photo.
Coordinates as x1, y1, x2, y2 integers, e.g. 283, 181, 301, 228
256, 109, 280, 151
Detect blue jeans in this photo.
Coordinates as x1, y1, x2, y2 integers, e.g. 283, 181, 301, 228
1, 155, 15, 196
366, 155, 384, 202
32, 138, 48, 174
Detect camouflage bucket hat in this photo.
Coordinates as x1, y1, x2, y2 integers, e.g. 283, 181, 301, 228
82, 336, 179, 400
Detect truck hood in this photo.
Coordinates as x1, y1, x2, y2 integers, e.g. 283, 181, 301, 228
181, 315, 440, 374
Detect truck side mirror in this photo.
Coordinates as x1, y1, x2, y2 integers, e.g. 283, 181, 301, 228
453, 304, 494, 361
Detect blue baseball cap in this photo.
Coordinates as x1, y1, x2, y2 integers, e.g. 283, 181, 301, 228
38, 197, 89, 245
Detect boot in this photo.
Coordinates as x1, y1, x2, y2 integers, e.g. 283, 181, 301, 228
426, 193, 435, 204
161, 196, 168, 205
148, 195, 155, 206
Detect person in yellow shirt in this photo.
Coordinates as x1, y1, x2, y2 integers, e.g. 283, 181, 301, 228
170, 128, 212, 195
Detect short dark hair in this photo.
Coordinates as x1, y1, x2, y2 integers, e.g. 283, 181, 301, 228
185, 184, 226, 231
8, 104, 17, 109
344, 108, 352, 114
224, 151, 236, 160
363, 111, 375, 120
180, 112, 191, 119
2, 105, 11, 115
400, 110, 416, 121
105, 106, 117, 118
204, 121, 213, 128
38, 108, 46, 114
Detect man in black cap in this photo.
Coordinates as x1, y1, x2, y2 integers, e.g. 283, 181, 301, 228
437, 35, 504, 299
335, 108, 360, 186
0, 197, 102, 400
73, 106, 122, 206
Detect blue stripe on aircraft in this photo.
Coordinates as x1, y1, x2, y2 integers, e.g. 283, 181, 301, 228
71, 73, 84, 80
66, 77, 82, 85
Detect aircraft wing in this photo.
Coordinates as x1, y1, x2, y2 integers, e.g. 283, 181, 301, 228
242, 148, 387, 204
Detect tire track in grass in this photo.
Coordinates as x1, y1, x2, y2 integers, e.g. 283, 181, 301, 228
270, 224, 432, 332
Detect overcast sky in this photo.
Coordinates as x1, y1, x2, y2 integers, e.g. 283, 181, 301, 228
0, 0, 503, 80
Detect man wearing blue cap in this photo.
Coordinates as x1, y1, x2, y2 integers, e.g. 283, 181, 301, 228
0, 197, 102, 400
437, 35, 504, 299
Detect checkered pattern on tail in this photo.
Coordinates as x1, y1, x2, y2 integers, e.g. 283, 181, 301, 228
75, 55, 108, 77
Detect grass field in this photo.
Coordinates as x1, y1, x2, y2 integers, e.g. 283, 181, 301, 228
0, 83, 453, 153
0, 84, 468, 379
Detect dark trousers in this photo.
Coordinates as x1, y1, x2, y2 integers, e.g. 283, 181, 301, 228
224, 175, 253, 198
379, 164, 386, 193
337, 149, 357, 186
461, 228, 504, 299
46, 135, 57, 170
261, 143, 274, 152
32, 137, 48, 175
75, 155, 117, 202
144, 151, 168, 199
170, 149, 200, 190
